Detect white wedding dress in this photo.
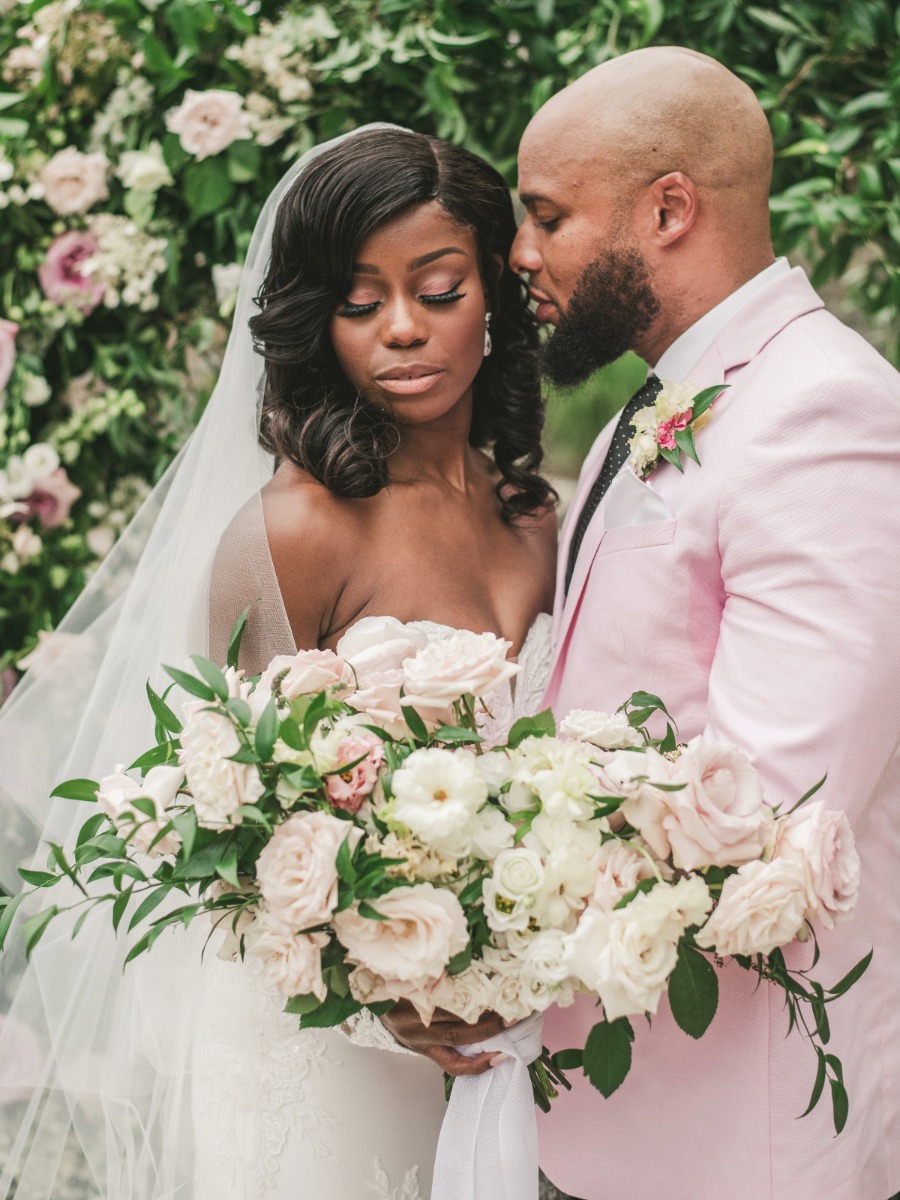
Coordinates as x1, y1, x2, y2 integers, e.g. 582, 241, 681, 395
191, 615, 553, 1200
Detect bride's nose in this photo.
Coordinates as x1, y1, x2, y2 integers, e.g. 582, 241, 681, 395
382, 297, 428, 347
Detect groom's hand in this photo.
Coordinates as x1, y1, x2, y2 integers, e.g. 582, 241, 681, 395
381, 1001, 505, 1076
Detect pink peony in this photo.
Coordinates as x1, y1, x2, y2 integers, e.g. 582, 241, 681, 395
325, 730, 384, 813
38, 231, 104, 313
25, 467, 81, 528
772, 802, 860, 930
0, 319, 18, 393
656, 410, 692, 451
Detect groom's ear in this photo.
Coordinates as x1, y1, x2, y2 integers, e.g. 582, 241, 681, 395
646, 171, 698, 247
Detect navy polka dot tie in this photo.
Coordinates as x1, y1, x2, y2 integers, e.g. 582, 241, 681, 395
564, 374, 662, 595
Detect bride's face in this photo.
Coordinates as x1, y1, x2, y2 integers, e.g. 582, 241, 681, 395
329, 201, 489, 425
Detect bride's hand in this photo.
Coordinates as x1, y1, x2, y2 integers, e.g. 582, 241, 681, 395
380, 1001, 506, 1076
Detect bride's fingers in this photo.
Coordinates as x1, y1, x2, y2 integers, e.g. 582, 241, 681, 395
425, 1046, 496, 1076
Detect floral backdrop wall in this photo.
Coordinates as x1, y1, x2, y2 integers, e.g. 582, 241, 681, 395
0, 0, 897, 694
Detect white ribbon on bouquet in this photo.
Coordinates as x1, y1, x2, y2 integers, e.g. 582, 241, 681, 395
431, 1011, 544, 1200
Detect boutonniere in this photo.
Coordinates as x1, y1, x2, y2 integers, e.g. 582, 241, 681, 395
627, 380, 728, 480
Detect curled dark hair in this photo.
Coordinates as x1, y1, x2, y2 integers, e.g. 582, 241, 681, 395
250, 128, 556, 521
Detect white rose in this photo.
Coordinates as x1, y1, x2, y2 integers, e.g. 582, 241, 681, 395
255, 810, 363, 931
772, 802, 860, 930
334, 883, 469, 988
469, 805, 516, 861
96, 763, 184, 856
523, 811, 602, 863
431, 962, 494, 1023
475, 749, 512, 796
560, 709, 643, 750
628, 428, 660, 475
483, 847, 544, 933
696, 857, 809, 957
391, 748, 487, 858
116, 142, 173, 192
21, 373, 51, 407
39, 147, 109, 215
179, 701, 264, 827
660, 738, 774, 871
260, 648, 354, 702
164, 89, 252, 160
401, 630, 519, 725
518, 929, 575, 1011
23, 442, 59, 482
211, 261, 243, 310
563, 887, 682, 1021
337, 615, 429, 681
247, 914, 329, 1000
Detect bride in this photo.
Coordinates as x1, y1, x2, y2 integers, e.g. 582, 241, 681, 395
0, 126, 556, 1199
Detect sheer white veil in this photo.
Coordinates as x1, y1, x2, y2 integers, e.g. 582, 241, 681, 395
0, 123, 405, 1199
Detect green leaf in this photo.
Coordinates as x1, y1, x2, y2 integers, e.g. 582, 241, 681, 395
22, 906, 59, 958
799, 1046, 827, 1118
668, 943, 719, 1039
255, 698, 279, 761
128, 886, 171, 932
164, 665, 215, 701
0, 891, 27, 951
431, 725, 483, 745
826, 948, 873, 996
112, 887, 132, 932
130, 742, 179, 771
505, 708, 556, 748
336, 835, 357, 887
447, 946, 473, 976
674, 425, 701, 467
829, 1076, 849, 1135
191, 656, 230, 701
400, 702, 429, 743
76, 813, 107, 848
215, 849, 240, 888
782, 772, 828, 816
284, 992, 323, 1016
183, 157, 235, 224
18, 869, 59, 888
50, 778, 99, 802
227, 139, 261, 183
0, 93, 24, 113
658, 445, 684, 472
551, 1048, 584, 1072
583, 1018, 634, 1098
226, 697, 252, 726
227, 606, 251, 670
172, 808, 198, 860
298, 991, 362, 1027
627, 691, 673, 717
357, 901, 388, 921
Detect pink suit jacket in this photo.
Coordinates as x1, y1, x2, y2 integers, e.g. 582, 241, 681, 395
540, 268, 900, 1200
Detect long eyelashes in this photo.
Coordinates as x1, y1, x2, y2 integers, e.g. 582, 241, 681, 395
337, 284, 467, 319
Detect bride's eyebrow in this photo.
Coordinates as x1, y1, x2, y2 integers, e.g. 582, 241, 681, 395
351, 247, 467, 275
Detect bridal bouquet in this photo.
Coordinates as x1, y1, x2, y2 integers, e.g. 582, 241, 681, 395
0, 612, 868, 1148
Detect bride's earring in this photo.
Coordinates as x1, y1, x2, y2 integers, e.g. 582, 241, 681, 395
483, 312, 492, 358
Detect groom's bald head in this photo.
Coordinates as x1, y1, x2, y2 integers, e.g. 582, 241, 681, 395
511, 48, 777, 372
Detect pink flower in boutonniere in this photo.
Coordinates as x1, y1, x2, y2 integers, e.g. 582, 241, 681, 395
627, 379, 728, 479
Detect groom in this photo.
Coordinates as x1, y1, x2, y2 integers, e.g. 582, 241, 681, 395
508, 47, 900, 1200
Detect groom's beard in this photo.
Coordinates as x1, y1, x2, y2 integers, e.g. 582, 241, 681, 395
540, 246, 661, 387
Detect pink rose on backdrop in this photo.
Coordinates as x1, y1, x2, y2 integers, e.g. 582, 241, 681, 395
772, 801, 860, 930
25, 467, 81, 528
260, 648, 355, 701
325, 730, 385, 813
0, 320, 18, 394
38, 231, 104, 313
0, 1013, 42, 1103
256, 810, 363, 932
165, 89, 252, 160
39, 147, 109, 216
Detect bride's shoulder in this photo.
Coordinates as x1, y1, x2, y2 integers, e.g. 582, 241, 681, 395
261, 463, 363, 560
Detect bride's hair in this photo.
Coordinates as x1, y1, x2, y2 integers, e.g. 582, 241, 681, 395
250, 128, 555, 521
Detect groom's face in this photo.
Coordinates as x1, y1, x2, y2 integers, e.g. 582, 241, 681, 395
511, 138, 661, 386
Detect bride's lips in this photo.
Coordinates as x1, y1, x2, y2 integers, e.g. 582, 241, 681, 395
374, 363, 446, 395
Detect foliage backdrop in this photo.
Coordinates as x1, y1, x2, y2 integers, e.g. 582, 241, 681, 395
0, 0, 897, 680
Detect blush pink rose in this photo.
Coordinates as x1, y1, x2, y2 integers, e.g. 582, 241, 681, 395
588, 839, 659, 911
260, 648, 355, 701
25, 467, 81, 528
401, 630, 519, 727
325, 730, 384, 813
165, 89, 252, 160
247, 914, 329, 1000
95, 763, 184, 857
38, 231, 104, 313
346, 667, 408, 734
255, 810, 363, 932
39, 147, 109, 216
656, 738, 773, 871
0, 320, 18, 394
334, 883, 469, 989
695, 856, 809, 957
772, 802, 860, 930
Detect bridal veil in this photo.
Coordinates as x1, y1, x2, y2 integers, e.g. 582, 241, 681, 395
0, 124, 402, 1198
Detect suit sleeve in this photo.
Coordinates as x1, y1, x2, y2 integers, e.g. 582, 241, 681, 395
704, 362, 900, 821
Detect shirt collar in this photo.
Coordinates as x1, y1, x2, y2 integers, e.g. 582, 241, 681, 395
651, 258, 791, 383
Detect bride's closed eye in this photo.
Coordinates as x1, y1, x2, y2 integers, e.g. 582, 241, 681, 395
337, 281, 467, 318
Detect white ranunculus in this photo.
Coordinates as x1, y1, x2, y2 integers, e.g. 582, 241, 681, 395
39, 147, 109, 215
696, 857, 809, 957
475, 749, 512, 796
660, 738, 773, 871
401, 629, 519, 724
116, 142, 173, 192
532, 748, 601, 822
22, 442, 59, 483
179, 701, 264, 827
483, 847, 544, 933
255, 810, 363, 932
334, 883, 469, 988
337, 615, 429, 681
391, 747, 487, 858
164, 89, 252, 160
247, 915, 329, 1000
772, 802, 860, 930
560, 709, 643, 750
96, 763, 184, 856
